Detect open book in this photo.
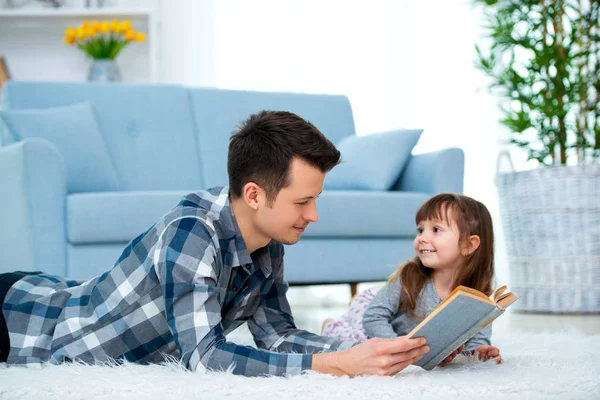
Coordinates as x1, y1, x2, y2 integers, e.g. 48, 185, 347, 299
408, 285, 518, 371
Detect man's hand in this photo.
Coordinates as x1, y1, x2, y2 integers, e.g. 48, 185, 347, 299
438, 344, 464, 367
474, 344, 502, 364
312, 336, 429, 377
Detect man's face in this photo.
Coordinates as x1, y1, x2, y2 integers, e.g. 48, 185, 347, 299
254, 158, 324, 245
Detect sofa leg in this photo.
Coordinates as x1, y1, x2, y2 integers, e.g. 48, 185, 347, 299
350, 283, 358, 298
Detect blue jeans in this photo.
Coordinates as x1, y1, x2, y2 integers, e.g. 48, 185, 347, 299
0, 271, 42, 362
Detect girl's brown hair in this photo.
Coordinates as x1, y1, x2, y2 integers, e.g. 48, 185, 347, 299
388, 193, 495, 315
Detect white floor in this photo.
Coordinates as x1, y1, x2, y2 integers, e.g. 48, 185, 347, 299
4, 330, 599, 400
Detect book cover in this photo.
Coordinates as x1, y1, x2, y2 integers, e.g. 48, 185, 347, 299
408, 285, 517, 370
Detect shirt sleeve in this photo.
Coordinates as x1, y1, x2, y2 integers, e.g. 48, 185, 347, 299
464, 323, 492, 352
362, 278, 403, 339
155, 217, 315, 376
247, 252, 355, 355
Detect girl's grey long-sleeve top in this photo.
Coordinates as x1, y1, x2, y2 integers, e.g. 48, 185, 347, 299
362, 277, 491, 352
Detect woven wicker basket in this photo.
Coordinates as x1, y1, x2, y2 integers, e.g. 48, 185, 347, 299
496, 160, 600, 313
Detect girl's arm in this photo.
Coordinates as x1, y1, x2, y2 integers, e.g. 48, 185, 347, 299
464, 324, 492, 352
463, 324, 502, 363
362, 278, 403, 339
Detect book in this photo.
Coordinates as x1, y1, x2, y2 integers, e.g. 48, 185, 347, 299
407, 285, 518, 371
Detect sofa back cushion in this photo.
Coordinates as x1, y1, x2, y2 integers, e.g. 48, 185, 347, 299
324, 129, 423, 190
1, 81, 203, 191
0, 102, 121, 193
188, 88, 356, 188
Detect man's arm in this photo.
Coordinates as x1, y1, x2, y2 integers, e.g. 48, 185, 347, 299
155, 217, 313, 376
247, 253, 430, 377
247, 254, 355, 354
312, 336, 429, 376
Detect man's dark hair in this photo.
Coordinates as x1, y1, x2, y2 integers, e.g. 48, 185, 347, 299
228, 110, 341, 205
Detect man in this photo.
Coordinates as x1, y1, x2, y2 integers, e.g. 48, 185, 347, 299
0, 111, 428, 376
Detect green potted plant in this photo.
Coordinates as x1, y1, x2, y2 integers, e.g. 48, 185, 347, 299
474, 0, 599, 312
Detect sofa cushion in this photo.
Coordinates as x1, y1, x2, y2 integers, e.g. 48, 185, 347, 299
67, 190, 430, 244
1, 81, 203, 191
67, 191, 190, 244
0, 102, 120, 193
188, 88, 356, 188
305, 190, 430, 237
324, 129, 423, 190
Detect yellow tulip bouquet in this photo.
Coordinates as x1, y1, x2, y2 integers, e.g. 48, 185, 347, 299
64, 20, 146, 60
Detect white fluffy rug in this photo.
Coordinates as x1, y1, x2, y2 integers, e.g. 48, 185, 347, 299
1, 330, 599, 400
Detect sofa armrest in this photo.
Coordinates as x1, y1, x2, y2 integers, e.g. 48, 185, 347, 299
393, 148, 464, 194
0, 139, 68, 275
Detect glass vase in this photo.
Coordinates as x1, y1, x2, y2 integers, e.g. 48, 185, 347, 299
87, 59, 121, 83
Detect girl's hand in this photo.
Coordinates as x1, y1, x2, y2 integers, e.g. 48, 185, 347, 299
438, 345, 464, 367
474, 345, 502, 364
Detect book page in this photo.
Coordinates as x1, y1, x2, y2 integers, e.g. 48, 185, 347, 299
434, 286, 491, 314
490, 285, 518, 309
497, 292, 518, 309
456, 286, 494, 304
491, 285, 507, 303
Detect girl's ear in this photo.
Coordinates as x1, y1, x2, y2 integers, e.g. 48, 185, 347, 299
462, 235, 481, 256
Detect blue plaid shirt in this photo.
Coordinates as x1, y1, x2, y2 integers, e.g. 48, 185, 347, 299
2, 186, 354, 376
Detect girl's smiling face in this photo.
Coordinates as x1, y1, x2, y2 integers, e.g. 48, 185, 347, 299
413, 208, 465, 272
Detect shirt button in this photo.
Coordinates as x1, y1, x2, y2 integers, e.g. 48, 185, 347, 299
232, 286, 238, 291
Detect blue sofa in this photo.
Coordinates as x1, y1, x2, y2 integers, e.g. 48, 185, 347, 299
0, 81, 464, 287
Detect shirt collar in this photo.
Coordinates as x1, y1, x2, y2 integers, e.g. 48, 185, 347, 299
220, 187, 273, 278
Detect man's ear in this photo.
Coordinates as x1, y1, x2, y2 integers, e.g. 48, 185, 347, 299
243, 182, 263, 211
462, 235, 481, 256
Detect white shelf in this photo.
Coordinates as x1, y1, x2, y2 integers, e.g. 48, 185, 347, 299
0, 7, 152, 18
0, 6, 160, 82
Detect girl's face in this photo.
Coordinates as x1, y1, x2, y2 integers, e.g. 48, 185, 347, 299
413, 210, 464, 272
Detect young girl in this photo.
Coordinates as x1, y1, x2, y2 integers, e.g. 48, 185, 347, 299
322, 193, 502, 366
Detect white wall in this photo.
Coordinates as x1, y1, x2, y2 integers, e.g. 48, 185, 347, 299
0, 1, 152, 82
0, 0, 217, 85
211, 0, 502, 191
156, 0, 216, 87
